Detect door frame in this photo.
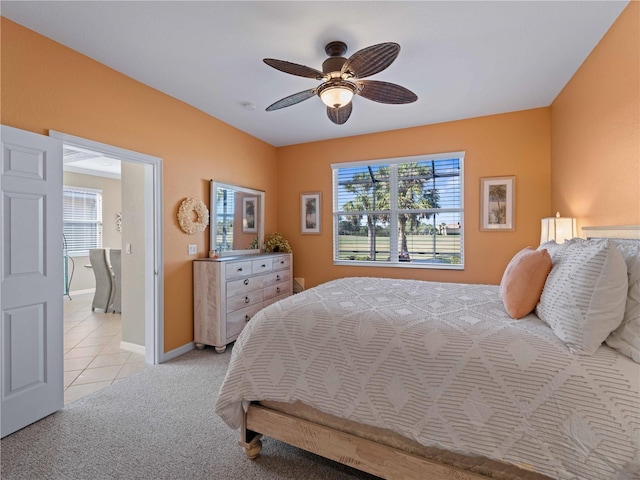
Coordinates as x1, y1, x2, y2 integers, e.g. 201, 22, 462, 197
50, 131, 164, 364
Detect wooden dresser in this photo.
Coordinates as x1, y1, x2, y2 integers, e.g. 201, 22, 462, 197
193, 253, 292, 353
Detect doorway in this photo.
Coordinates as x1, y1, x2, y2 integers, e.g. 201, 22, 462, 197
51, 131, 164, 366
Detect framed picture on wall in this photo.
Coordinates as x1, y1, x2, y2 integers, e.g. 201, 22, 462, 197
480, 176, 515, 231
301, 192, 321, 234
242, 197, 257, 233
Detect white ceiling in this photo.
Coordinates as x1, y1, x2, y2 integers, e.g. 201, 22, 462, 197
63, 145, 121, 179
1, 1, 628, 147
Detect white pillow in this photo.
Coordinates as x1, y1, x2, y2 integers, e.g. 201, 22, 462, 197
605, 241, 640, 362
536, 239, 628, 355
538, 237, 584, 260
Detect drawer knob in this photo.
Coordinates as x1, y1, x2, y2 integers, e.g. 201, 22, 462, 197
261, 264, 266, 268
245, 296, 250, 304
245, 315, 250, 322
276, 274, 281, 281
237, 267, 243, 272
276, 287, 281, 293
244, 279, 249, 286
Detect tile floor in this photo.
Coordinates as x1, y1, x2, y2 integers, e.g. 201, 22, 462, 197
63, 291, 147, 404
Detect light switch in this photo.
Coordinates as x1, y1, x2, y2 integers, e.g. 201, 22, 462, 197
125, 243, 132, 254
188, 244, 197, 255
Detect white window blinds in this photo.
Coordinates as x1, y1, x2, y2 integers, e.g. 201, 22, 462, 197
63, 187, 103, 256
332, 152, 464, 269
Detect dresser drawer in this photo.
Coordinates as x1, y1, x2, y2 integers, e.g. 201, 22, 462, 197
263, 269, 291, 288
226, 275, 264, 297
251, 257, 273, 274
227, 304, 263, 338
264, 280, 292, 301
263, 291, 291, 308
226, 289, 264, 313
273, 255, 291, 271
225, 260, 253, 279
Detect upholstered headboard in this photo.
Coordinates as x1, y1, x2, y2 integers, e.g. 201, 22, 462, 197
582, 225, 640, 240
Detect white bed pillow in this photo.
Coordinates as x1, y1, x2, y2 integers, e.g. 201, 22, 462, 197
605, 241, 640, 362
538, 238, 584, 261
536, 239, 628, 355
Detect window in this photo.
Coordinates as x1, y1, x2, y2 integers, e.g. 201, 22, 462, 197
63, 186, 103, 257
332, 152, 464, 269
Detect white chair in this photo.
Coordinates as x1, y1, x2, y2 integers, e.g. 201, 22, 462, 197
109, 249, 121, 314
89, 249, 114, 312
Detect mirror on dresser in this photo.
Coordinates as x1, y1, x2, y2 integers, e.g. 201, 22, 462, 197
210, 180, 265, 255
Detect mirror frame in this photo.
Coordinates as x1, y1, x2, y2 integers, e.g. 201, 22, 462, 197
209, 180, 265, 255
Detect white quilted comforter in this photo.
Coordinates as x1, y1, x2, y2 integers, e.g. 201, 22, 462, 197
215, 277, 640, 480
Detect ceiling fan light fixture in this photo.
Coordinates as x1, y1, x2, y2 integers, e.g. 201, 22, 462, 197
318, 81, 356, 108
264, 41, 416, 124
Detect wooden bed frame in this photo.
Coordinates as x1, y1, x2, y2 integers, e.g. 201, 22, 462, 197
236, 225, 640, 480
240, 404, 490, 480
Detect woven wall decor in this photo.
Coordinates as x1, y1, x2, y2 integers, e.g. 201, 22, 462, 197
177, 197, 209, 234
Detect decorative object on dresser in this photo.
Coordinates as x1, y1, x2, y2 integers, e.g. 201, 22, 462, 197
263, 232, 292, 253
193, 253, 292, 353
177, 197, 209, 235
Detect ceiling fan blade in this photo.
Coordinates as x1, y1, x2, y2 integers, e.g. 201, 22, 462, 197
327, 102, 353, 125
266, 89, 316, 111
357, 80, 417, 104
341, 43, 400, 79
263, 58, 326, 80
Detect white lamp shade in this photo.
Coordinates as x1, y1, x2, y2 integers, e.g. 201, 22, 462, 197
540, 215, 577, 245
320, 86, 354, 108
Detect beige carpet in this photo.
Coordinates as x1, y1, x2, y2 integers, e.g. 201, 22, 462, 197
1, 347, 379, 480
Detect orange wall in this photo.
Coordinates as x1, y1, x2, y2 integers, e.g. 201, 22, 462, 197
277, 108, 551, 288
551, 2, 640, 229
0, 18, 278, 352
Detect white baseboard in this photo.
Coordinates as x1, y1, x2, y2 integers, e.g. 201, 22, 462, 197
120, 341, 146, 356
161, 342, 195, 363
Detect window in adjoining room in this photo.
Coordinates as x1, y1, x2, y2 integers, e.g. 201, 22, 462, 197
63, 186, 103, 257
332, 152, 464, 269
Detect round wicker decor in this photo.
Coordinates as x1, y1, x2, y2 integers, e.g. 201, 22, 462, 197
177, 197, 209, 235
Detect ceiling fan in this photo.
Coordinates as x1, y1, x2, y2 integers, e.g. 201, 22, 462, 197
263, 41, 418, 125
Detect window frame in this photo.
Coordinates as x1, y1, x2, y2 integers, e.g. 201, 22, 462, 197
62, 185, 103, 258
332, 152, 465, 269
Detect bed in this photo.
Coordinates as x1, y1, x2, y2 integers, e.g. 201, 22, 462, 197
215, 227, 640, 480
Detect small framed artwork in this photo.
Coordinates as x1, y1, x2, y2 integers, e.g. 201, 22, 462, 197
242, 197, 257, 233
301, 192, 321, 234
480, 176, 515, 231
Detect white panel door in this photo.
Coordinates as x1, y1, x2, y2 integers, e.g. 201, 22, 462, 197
1, 125, 63, 438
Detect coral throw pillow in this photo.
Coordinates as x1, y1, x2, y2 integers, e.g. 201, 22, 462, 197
500, 247, 552, 319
